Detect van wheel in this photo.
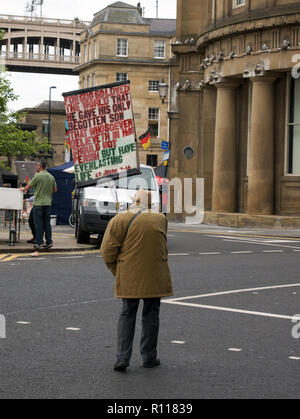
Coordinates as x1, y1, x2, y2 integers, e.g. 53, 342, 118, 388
77, 219, 90, 244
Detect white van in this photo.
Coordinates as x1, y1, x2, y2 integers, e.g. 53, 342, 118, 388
76, 165, 160, 244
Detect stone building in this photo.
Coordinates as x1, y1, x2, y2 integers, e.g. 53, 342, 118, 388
74, 1, 176, 167
169, 0, 300, 225
19, 101, 67, 167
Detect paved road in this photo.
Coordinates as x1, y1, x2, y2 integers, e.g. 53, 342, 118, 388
0, 228, 300, 399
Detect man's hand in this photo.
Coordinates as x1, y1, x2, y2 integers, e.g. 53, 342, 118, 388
21, 184, 31, 194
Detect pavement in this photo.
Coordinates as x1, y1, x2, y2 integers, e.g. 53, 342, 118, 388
2, 220, 300, 254
0, 224, 99, 254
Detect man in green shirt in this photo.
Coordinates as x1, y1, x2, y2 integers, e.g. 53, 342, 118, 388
22, 161, 57, 250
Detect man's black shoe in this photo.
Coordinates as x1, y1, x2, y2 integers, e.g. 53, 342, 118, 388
44, 243, 53, 250
33, 243, 44, 250
114, 361, 129, 372
143, 359, 161, 369
27, 239, 35, 244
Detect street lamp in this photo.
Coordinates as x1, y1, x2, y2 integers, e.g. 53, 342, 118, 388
158, 78, 168, 104
48, 86, 57, 147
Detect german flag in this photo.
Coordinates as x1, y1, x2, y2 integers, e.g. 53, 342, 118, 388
139, 128, 151, 151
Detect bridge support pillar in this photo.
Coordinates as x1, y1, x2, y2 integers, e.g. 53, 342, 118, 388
7, 28, 11, 58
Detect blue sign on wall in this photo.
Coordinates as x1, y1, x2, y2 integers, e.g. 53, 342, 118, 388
161, 141, 169, 151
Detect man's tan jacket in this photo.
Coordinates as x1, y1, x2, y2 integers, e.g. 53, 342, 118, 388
100, 209, 173, 299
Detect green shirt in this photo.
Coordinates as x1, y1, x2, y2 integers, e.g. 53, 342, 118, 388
30, 171, 57, 206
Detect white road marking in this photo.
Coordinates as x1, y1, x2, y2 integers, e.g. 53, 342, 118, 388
163, 300, 296, 321
213, 235, 261, 242
66, 327, 81, 331
289, 357, 300, 361
58, 256, 84, 259
228, 348, 243, 352
262, 250, 284, 253
165, 283, 300, 302
163, 284, 300, 321
169, 253, 190, 256
199, 252, 221, 255
171, 341, 186, 345
264, 240, 299, 243
230, 251, 253, 254
219, 238, 300, 251
16, 321, 31, 325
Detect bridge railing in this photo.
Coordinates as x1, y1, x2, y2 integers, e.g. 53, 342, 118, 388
0, 51, 80, 63
0, 14, 89, 27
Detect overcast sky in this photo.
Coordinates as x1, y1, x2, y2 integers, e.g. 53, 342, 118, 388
2, 0, 177, 111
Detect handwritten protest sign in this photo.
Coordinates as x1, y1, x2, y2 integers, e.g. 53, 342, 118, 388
63, 81, 139, 186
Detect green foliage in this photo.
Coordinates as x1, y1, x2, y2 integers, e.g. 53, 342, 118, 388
0, 160, 10, 171
0, 43, 50, 167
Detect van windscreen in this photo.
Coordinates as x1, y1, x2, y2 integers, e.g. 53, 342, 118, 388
98, 168, 157, 191
115, 168, 157, 191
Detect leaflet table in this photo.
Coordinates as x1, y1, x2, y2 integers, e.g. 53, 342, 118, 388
0, 188, 23, 246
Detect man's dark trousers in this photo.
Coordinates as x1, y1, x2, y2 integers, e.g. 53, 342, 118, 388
28, 210, 36, 239
117, 298, 161, 363
33, 205, 52, 245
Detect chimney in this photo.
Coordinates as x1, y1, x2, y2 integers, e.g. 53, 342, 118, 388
137, 2, 143, 17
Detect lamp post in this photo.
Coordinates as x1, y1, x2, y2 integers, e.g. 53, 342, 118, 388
48, 86, 57, 147
158, 77, 168, 104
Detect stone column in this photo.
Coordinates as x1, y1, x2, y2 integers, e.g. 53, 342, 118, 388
7, 29, 11, 58
23, 30, 27, 59
247, 76, 276, 215
56, 37, 60, 61
39, 36, 44, 59
212, 79, 239, 213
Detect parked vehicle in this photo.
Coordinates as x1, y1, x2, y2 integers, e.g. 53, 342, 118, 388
75, 165, 161, 244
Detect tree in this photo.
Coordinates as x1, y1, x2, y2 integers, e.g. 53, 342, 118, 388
0, 32, 50, 170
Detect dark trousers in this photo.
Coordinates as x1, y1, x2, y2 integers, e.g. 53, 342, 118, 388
117, 298, 161, 363
28, 210, 36, 238
33, 206, 52, 245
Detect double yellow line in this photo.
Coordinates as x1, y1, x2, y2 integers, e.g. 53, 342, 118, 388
0, 249, 100, 263
0, 254, 20, 263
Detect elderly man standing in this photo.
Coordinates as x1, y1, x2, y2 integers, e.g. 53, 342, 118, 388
22, 160, 57, 250
101, 189, 173, 372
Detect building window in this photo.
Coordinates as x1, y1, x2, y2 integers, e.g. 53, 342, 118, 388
154, 40, 166, 59
117, 39, 128, 57
149, 108, 160, 121
84, 45, 87, 63
149, 108, 160, 138
232, 0, 246, 8
288, 78, 300, 174
149, 80, 160, 92
92, 74, 96, 87
116, 73, 128, 82
147, 155, 158, 167
42, 120, 49, 135
87, 75, 91, 88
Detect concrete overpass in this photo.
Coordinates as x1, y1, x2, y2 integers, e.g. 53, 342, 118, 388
0, 14, 90, 75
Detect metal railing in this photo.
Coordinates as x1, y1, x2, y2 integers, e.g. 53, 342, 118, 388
0, 51, 80, 63
0, 14, 90, 26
